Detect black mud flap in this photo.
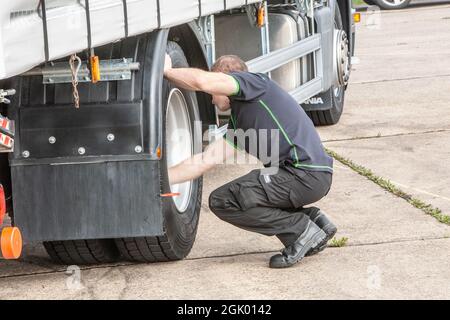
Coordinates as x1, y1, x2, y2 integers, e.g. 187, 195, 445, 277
11, 160, 164, 242
10, 101, 165, 241
300, 89, 334, 112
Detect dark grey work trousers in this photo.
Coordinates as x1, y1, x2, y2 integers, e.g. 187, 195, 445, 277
208, 166, 332, 246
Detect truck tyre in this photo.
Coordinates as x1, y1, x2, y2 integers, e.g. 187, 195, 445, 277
115, 41, 202, 262
373, 0, 411, 10
306, 4, 348, 126
43, 240, 119, 265
363, 0, 376, 5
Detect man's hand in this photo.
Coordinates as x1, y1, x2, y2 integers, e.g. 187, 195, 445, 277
164, 53, 172, 75
168, 137, 237, 185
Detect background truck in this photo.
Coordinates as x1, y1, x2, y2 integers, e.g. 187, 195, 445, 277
0, 0, 355, 264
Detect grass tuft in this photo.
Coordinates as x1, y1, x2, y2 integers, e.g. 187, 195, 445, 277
330, 237, 349, 248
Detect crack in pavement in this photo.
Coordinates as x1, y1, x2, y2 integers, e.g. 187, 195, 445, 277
349, 74, 450, 85
343, 235, 450, 248
322, 128, 450, 143
389, 179, 450, 204
326, 148, 450, 225
0, 261, 135, 281
333, 164, 450, 204
1, 236, 449, 281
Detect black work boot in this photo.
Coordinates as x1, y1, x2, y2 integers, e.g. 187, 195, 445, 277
302, 207, 337, 256
270, 220, 326, 268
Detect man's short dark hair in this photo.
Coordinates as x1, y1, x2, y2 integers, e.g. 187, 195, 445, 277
211, 55, 248, 73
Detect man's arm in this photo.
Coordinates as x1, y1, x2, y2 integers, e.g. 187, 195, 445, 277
164, 54, 238, 96
168, 137, 237, 185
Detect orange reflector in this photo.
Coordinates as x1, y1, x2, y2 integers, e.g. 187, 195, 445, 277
0, 185, 5, 226
156, 147, 162, 158
353, 12, 361, 23
1, 227, 22, 260
257, 6, 265, 27
160, 193, 180, 198
90, 55, 101, 83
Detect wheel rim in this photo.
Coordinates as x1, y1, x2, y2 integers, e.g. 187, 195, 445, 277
166, 88, 193, 213
380, 0, 408, 6
333, 29, 350, 88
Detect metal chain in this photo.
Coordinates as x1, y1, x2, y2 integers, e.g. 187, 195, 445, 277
69, 54, 82, 108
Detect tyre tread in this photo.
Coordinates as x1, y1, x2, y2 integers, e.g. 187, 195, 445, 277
115, 236, 180, 262
43, 239, 119, 265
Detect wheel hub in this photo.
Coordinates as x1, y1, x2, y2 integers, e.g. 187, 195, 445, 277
166, 88, 193, 213
333, 29, 351, 87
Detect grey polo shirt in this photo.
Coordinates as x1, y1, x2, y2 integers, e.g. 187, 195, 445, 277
225, 71, 333, 174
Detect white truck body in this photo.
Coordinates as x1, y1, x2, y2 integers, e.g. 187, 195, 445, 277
0, 0, 261, 80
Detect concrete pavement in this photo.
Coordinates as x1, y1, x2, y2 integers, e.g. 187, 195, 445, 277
2, 238, 450, 300
1, 4, 450, 299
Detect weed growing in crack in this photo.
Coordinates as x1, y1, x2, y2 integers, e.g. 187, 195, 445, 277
330, 237, 349, 247
326, 148, 450, 226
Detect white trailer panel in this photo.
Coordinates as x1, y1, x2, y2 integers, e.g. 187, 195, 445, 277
0, 0, 260, 80
127, 0, 158, 37
159, 0, 198, 28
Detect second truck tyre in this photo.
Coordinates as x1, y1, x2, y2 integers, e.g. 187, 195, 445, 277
115, 41, 202, 262
306, 4, 347, 126
372, 0, 411, 10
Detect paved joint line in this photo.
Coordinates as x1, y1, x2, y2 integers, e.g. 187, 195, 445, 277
326, 148, 450, 225
342, 235, 450, 249
389, 179, 450, 204
187, 236, 450, 260
0, 261, 135, 281
322, 128, 450, 144
350, 74, 450, 85
3, 236, 450, 281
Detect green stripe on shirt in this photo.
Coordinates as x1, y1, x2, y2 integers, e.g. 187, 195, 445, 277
230, 75, 240, 96
293, 163, 334, 171
259, 99, 333, 172
258, 99, 300, 164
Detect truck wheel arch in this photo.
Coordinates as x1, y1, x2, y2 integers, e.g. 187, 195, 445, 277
169, 23, 217, 132
337, 0, 354, 56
